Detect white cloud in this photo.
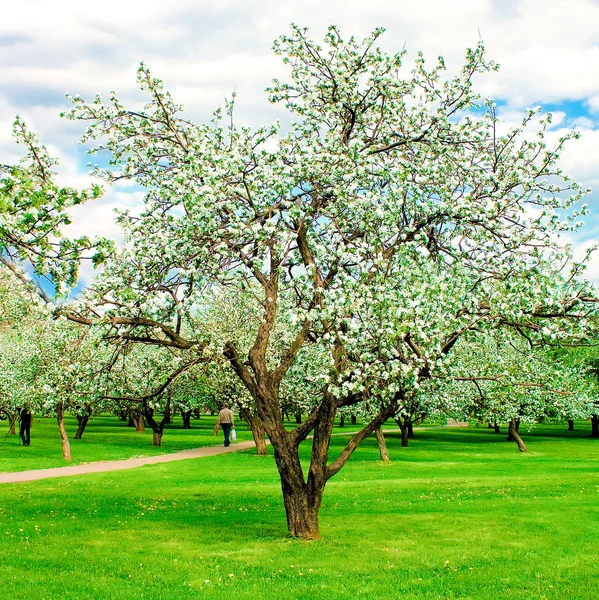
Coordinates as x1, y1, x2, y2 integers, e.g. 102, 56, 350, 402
588, 95, 599, 114
2, 0, 599, 287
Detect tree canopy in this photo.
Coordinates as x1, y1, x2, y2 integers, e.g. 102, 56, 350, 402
2, 24, 598, 538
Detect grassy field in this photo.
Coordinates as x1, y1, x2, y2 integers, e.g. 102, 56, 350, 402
1, 421, 598, 599
0, 412, 256, 472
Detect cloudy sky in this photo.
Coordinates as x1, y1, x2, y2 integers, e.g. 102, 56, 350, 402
2, 0, 599, 283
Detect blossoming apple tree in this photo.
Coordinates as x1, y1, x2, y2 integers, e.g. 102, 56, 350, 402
58, 25, 598, 538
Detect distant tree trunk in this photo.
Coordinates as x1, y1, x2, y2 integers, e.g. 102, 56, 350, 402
394, 416, 410, 447
56, 403, 72, 460
8, 412, 17, 435
374, 427, 389, 461
350, 415, 357, 425
488, 422, 494, 429
568, 419, 574, 431
506, 418, 520, 440
181, 410, 192, 429
130, 410, 145, 432
507, 420, 527, 452
74, 408, 92, 439
119, 410, 128, 421
143, 400, 169, 447
295, 412, 302, 424
339, 414, 345, 427
241, 408, 268, 455
192, 408, 201, 419
494, 422, 500, 434
591, 415, 598, 438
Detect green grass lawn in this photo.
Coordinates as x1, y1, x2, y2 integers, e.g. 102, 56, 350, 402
1, 422, 598, 599
0, 412, 256, 472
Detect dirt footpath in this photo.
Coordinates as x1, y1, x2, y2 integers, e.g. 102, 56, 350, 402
0, 440, 262, 484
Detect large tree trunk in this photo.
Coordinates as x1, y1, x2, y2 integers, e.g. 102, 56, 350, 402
407, 420, 414, 439
374, 427, 390, 461
507, 420, 527, 452
275, 447, 321, 539
181, 410, 192, 429
56, 403, 72, 461
591, 415, 599, 438
568, 419, 574, 432
223, 337, 398, 540
152, 431, 163, 446
241, 408, 268, 455
74, 410, 91, 440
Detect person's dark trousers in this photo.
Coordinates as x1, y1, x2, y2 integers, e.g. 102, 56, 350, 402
20, 423, 30, 446
222, 423, 232, 447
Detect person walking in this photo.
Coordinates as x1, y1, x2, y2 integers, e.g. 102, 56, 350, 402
217, 404, 235, 447
19, 408, 32, 446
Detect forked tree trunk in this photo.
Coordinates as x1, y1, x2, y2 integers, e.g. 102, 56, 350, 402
56, 403, 72, 461
374, 427, 390, 461
568, 419, 574, 432
143, 402, 169, 447
181, 410, 192, 429
275, 445, 322, 539
394, 416, 410, 447
130, 410, 145, 432
74, 410, 91, 439
507, 420, 527, 452
223, 340, 400, 540
591, 415, 598, 438
242, 408, 268, 455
